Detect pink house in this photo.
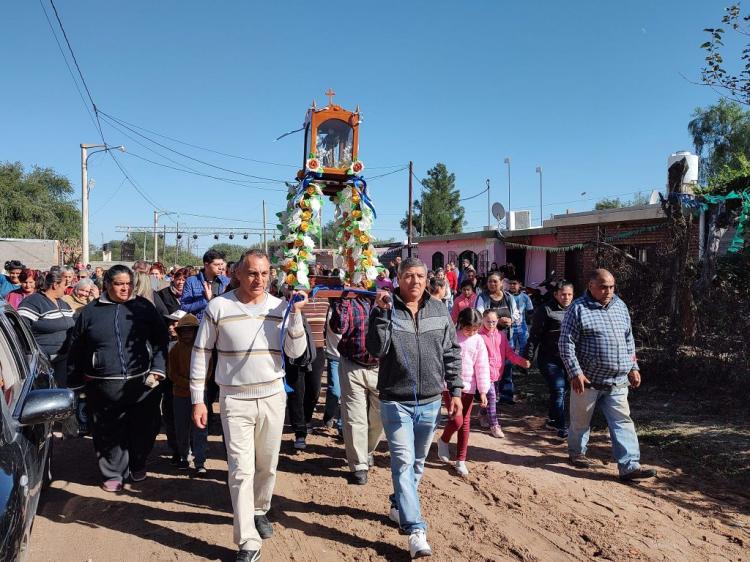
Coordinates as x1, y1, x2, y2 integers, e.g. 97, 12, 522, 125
415, 227, 557, 288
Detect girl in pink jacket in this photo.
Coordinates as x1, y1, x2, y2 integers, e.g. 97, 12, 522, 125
479, 309, 531, 438
437, 308, 490, 476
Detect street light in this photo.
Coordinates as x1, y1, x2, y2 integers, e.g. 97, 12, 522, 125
81, 143, 125, 264
536, 166, 543, 227
503, 157, 511, 228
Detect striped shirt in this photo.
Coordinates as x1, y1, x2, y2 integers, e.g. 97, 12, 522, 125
189, 290, 306, 404
18, 293, 75, 357
559, 292, 639, 386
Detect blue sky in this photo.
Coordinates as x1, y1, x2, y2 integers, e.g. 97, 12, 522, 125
0, 1, 730, 254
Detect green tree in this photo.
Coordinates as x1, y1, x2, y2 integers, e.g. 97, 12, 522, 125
0, 162, 81, 242
688, 100, 750, 191
207, 242, 260, 263
400, 163, 465, 236
594, 192, 650, 210
700, 3, 750, 105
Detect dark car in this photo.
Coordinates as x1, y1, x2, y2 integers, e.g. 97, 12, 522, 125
0, 301, 74, 561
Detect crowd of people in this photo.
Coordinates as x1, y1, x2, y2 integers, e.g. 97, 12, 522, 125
1, 252, 656, 561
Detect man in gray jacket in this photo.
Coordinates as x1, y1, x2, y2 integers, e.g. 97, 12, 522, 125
367, 257, 463, 559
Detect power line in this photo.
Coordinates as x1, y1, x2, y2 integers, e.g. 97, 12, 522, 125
368, 166, 408, 181
43, 0, 170, 216
100, 114, 286, 190
459, 185, 489, 202
99, 110, 288, 184
48, 0, 105, 141
123, 150, 285, 191
97, 111, 299, 168
37, 0, 99, 132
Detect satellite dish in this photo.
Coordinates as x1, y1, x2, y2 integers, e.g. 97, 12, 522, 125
491, 202, 506, 221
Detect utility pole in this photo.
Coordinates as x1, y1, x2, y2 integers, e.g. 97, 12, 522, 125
536, 166, 543, 227
420, 173, 424, 237
504, 157, 512, 229
486, 178, 491, 228
262, 200, 268, 254
81, 145, 90, 265
143, 231, 147, 260
175, 222, 180, 266
80, 143, 125, 265
407, 161, 414, 257
153, 210, 159, 262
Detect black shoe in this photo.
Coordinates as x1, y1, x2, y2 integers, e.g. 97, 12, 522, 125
176, 458, 190, 470
619, 467, 657, 481
254, 514, 273, 539
236, 547, 261, 562
352, 470, 368, 485
169, 454, 181, 465
194, 464, 207, 477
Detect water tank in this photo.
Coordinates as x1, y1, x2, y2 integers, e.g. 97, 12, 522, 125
667, 151, 699, 186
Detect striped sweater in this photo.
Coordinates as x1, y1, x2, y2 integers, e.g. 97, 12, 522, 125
18, 293, 75, 357
189, 290, 306, 404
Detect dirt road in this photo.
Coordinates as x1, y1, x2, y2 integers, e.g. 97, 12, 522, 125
29, 402, 749, 561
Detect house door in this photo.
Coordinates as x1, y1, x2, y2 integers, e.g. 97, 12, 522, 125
505, 249, 526, 283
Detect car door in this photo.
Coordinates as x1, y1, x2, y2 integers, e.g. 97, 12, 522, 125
1, 308, 53, 516
0, 312, 30, 561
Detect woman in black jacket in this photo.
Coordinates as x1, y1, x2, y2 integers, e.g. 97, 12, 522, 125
525, 281, 574, 438
153, 267, 188, 316
67, 265, 169, 492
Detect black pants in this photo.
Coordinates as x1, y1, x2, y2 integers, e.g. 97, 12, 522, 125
159, 378, 178, 456
87, 376, 161, 482
285, 362, 322, 438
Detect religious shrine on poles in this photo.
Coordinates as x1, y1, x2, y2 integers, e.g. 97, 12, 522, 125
274, 90, 382, 290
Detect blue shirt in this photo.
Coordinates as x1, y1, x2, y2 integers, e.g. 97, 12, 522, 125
510, 291, 534, 336
558, 292, 639, 386
0, 275, 20, 298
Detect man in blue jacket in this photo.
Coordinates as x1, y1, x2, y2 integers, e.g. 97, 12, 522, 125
559, 268, 656, 481
180, 250, 230, 320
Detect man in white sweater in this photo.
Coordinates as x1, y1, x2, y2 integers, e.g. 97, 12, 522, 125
190, 249, 308, 562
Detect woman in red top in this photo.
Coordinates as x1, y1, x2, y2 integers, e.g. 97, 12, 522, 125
450, 279, 477, 324
6, 269, 38, 309
445, 262, 458, 295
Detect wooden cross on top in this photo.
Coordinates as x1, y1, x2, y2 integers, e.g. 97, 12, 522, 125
325, 88, 336, 106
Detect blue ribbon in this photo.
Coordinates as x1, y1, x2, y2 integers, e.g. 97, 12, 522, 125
348, 176, 377, 219
292, 171, 323, 205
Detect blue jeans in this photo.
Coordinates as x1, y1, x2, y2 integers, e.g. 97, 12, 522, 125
173, 395, 208, 465
498, 363, 515, 402
568, 386, 641, 476
381, 399, 441, 534
538, 360, 568, 430
323, 359, 342, 432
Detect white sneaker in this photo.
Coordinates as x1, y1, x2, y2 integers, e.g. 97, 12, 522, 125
489, 425, 505, 438
455, 461, 469, 476
408, 529, 432, 558
436, 438, 450, 463
389, 506, 400, 524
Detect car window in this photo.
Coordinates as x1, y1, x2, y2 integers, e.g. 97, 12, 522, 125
0, 324, 25, 410
4, 309, 34, 360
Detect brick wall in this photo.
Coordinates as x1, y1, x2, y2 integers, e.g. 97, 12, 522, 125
553, 218, 699, 291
